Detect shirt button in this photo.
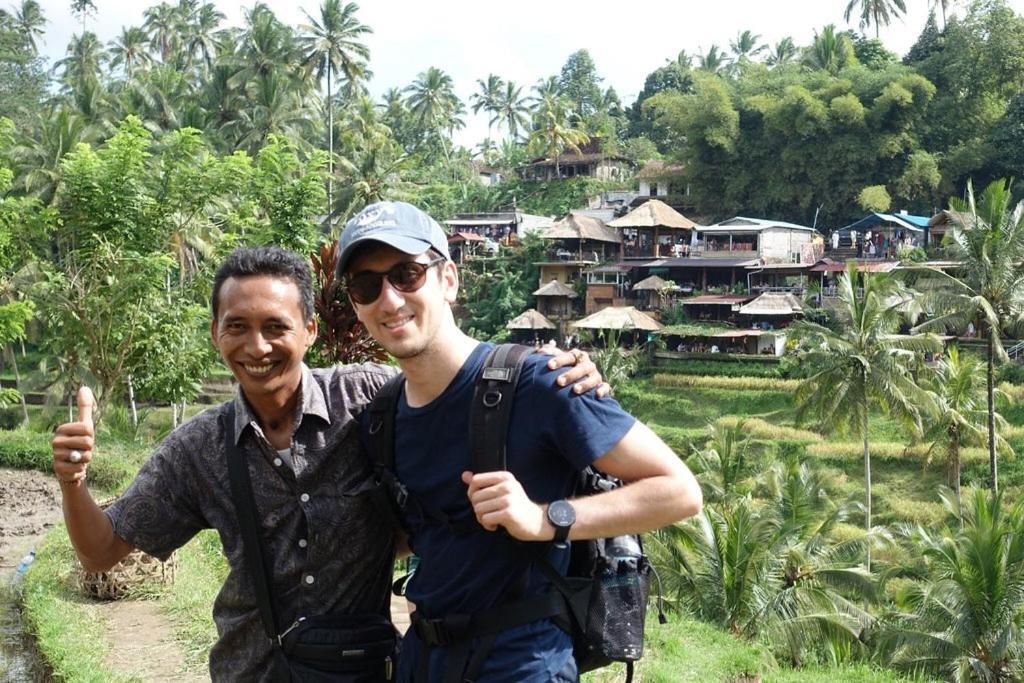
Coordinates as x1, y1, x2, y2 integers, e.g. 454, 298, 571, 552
273, 458, 283, 467
300, 493, 310, 503
298, 539, 308, 548
305, 574, 315, 585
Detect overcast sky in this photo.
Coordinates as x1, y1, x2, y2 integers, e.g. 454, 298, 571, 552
28, 0, 1024, 147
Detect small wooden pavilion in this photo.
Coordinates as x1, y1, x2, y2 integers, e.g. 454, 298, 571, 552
572, 306, 662, 347
631, 274, 675, 311
506, 308, 557, 345
533, 279, 577, 318
608, 199, 698, 259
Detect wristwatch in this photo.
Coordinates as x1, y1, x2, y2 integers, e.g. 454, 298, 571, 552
547, 499, 576, 545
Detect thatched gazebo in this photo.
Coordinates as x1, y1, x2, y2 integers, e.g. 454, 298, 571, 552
572, 306, 661, 347
533, 279, 577, 318
506, 308, 557, 345
539, 212, 622, 262
631, 274, 677, 311
737, 292, 803, 327
607, 199, 698, 259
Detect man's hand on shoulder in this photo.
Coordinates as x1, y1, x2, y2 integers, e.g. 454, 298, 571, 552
535, 343, 610, 398
462, 470, 552, 542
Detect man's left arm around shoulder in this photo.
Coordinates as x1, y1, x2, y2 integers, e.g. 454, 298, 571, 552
462, 421, 703, 541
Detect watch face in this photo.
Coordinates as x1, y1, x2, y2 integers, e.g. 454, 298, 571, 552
548, 500, 576, 527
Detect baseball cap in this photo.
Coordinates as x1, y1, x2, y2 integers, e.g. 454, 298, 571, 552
336, 201, 451, 277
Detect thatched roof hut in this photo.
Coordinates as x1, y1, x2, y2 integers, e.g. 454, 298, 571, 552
607, 199, 697, 230
737, 293, 803, 317
533, 280, 577, 298
632, 275, 670, 291
506, 309, 557, 330
572, 306, 662, 331
540, 213, 621, 243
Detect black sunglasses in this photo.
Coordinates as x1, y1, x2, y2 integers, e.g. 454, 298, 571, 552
346, 256, 446, 305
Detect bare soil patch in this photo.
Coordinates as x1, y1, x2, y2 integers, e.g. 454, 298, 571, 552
99, 600, 204, 682
0, 468, 60, 574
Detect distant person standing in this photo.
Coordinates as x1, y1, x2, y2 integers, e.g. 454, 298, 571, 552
831, 231, 840, 251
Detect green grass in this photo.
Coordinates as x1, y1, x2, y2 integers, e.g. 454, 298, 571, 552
21, 528, 135, 683
163, 530, 227, 669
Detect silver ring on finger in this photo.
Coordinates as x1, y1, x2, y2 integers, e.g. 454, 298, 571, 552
69, 450, 83, 463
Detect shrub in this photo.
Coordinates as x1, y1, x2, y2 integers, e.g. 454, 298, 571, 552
998, 364, 1024, 386
656, 358, 784, 378
0, 429, 50, 469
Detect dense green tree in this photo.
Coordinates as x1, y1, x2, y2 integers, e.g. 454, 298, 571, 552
54, 31, 106, 88
791, 268, 939, 569
494, 80, 529, 141
989, 91, 1024, 178
527, 93, 589, 175
802, 25, 858, 74
404, 66, 463, 161
557, 49, 603, 123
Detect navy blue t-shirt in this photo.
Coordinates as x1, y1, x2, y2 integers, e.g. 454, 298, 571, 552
365, 343, 636, 682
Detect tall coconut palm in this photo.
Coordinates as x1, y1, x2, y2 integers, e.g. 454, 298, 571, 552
186, 3, 225, 71
886, 489, 1024, 679
404, 66, 462, 160
10, 0, 45, 54
931, 0, 954, 29
300, 0, 371, 222
225, 71, 314, 155
54, 31, 105, 88
11, 106, 99, 205
729, 30, 767, 62
696, 45, 731, 74
844, 0, 908, 39
108, 27, 152, 80
495, 80, 530, 142
142, 2, 181, 64
920, 346, 1009, 508
791, 267, 939, 570
912, 179, 1024, 493
803, 24, 858, 75
766, 37, 797, 66
527, 94, 588, 176
470, 73, 504, 139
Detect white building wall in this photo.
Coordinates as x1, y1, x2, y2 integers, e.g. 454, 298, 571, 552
760, 228, 813, 263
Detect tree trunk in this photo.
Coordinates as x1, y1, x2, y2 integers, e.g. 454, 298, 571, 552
127, 374, 138, 429
949, 431, 962, 517
326, 59, 334, 225
7, 345, 29, 426
863, 409, 872, 573
172, 401, 179, 428
988, 333, 998, 492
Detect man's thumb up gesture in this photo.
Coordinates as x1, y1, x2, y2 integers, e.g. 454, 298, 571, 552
52, 387, 96, 486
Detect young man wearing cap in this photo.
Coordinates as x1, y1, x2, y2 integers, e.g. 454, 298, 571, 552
338, 201, 703, 682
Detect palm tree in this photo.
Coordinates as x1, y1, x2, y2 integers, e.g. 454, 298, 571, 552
108, 27, 152, 80
470, 73, 504, 139
791, 267, 939, 570
404, 66, 462, 159
803, 25, 858, 75
143, 2, 181, 64
300, 0, 371, 222
886, 489, 1024, 679
920, 346, 1009, 508
11, 106, 99, 205
844, 0, 908, 39
696, 45, 731, 74
912, 179, 1024, 493
495, 80, 530, 142
729, 30, 766, 62
527, 94, 588, 177
186, 3, 225, 71
931, 0, 955, 29
653, 458, 874, 663
54, 31, 106, 88
10, 0, 45, 54
689, 419, 757, 503
766, 37, 797, 66
224, 72, 314, 155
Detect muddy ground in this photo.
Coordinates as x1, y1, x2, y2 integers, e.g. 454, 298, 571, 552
0, 469, 60, 574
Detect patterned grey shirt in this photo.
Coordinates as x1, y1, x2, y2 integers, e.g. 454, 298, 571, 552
106, 363, 399, 681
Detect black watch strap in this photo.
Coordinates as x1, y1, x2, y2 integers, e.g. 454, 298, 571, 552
547, 499, 575, 544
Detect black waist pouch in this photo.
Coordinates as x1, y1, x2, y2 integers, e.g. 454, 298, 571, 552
277, 613, 400, 682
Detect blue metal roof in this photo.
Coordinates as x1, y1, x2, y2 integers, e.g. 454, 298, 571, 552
839, 212, 930, 233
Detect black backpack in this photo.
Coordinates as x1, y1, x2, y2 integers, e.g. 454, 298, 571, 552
366, 343, 664, 683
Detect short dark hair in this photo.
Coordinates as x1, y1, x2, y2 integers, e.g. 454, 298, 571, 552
211, 247, 315, 322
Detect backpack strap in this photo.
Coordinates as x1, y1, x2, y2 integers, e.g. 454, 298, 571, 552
365, 371, 478, 535
469, 344, 533, 473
